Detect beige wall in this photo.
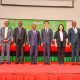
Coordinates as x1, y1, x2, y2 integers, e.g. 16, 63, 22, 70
0, 0, 80, 27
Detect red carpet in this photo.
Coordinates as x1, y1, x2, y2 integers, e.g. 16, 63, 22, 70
0, 63, 80, 80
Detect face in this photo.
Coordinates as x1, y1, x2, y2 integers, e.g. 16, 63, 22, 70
72, 21, 77, 28
18, 21, 23, 27
4, 21, 9, 27
59, 25, 63, 31
44, 22, 49, 28
32, 24, 36, 30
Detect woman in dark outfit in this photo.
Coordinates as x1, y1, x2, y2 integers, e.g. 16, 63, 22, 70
54, 24, 68, 65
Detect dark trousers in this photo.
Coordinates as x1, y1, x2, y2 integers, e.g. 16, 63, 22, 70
16, 39, 24, 63
71, 42, 79, 62
57, 42, 65, 64
30, 45, 38, 63
43, 43, 50, 63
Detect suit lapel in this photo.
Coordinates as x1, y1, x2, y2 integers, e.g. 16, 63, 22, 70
31, 30, 34, 36
16, 28, 19, 34
32, 30, 37, 36
7, 28, 10, 38
3, 27, 5, 38
63, 31, 65, 40
58, 32, 60, 40
77, 28, 79, 33
44, 28, 49, 35
17, 27, 23, 36
20, 28, 23, 36
72, 28, 78, 34
72, 28, 75, 35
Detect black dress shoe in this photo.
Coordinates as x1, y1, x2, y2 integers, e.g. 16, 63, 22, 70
6, 62, 11, 64
47, 62, 50, 65
31, 62, 33, 64
34, 62, 37, 64
47, 59, 50, 65
21, 62, 24, 64
0, 62, 4, 64
15, 62, 19, 64
34, 59, 37, 64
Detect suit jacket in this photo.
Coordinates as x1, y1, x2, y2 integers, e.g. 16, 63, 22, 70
68, 28, 80, 44
0, 29, 1, 42
54, 31, 67, 47
0, 27, 13, 42
41, 28, 53, 45
13, 27, 27, 45
28, 30, 40, 46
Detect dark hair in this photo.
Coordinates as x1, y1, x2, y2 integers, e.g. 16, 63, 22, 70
57, 24, 64, 32
44, 20, 49, 24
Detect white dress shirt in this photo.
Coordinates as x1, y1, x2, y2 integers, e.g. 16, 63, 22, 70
73, 27, 77, 34
4, 27, 8, 39
59, 31, 63, 41
45, 28, 49, 32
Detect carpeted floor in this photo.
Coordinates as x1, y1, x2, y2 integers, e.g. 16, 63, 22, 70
0, 62, 80, 80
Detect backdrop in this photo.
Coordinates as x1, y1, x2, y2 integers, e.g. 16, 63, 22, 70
8, 19, 67, 32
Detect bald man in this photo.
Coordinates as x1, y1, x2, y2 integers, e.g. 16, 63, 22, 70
0, 21, 13, 64
13, 21, 27, 64
68, 21, 80, 65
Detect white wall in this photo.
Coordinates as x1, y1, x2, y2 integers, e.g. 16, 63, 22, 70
0, 0, 80, 27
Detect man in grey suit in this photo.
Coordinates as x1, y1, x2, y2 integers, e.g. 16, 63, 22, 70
0, 21, 13, 64
41, 21, 53, 64
13, 21, 27, 64
68, 21, 80, 65
28, 24, 40, 64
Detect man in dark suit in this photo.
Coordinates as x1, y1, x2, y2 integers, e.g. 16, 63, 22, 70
41, 21, 53, 64
28, 24, 40, 64
68, 21, 80, 65
13, 21, 27, 64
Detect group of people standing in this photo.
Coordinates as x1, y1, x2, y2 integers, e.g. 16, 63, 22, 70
0, 20, 80, 65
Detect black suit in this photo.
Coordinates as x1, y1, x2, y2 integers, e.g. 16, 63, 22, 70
13, 27, 27, 63
54, 31, 67, 64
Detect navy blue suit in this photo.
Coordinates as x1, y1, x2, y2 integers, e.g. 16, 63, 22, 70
68, 28, 80, 62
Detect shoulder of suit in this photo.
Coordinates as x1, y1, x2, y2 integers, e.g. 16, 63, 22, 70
28, 30, 32, 32
49, 28, 52, 30
14, 27, 18, 30
55, 31, 58, 34
41, 29, 44, 31
63, 30, 66, 32
22, 27, 26, 30
63, 31, 67, 34
68, 28, 72, 31
36, 30, 39, 32
9, 27, 13, 30
77, 28, 80, 30
1, 27, 4, 29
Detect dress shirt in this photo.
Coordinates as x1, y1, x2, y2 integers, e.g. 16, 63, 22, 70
59, 31, 63, 41
4, 27, 8, 39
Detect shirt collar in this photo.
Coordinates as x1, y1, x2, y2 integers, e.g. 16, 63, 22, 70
5, 27, 8, 28
18, 27, 22, 30
73, 27, 77, 30
45, 28, 49, 30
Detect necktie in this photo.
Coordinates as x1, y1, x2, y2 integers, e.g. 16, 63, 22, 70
33, 30, 36, 35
